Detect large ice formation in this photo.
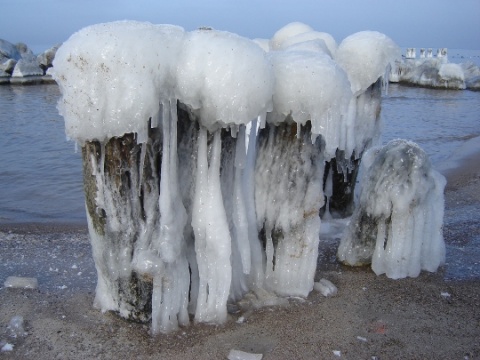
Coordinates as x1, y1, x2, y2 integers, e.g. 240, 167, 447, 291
337, 140, 446, 279
53, 20, 401, 333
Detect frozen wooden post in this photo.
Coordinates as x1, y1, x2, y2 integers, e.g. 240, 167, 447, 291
53, 21, 401, 333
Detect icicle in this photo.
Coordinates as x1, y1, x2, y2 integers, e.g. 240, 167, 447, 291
193, 127, 232, 324
151, 259, 190, 334
192, 127, 209, 321
264, 227, 275, 285
92, 142, 106, 214
382, 64, 391, 95
323, 167, 333, 220
150, 99, 190, 334
258, 113, 266, 129
158, 100, 187, 263
138, 142, 147, 196
233, 125, 251, 274
150, 109, 159, 128
243, 118, 265, 288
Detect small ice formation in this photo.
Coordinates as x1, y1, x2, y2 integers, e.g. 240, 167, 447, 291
3, 276, 38, 289
390, 48, 480, 90
337, 140, 446, 279
53, 20, 399, 333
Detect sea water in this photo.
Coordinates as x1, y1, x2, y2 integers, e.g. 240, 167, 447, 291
0, 62, 479, 225
381, 83, 480, 169
0, 84, 85, 223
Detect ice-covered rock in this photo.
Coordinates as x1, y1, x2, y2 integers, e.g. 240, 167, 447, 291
337, 140, 446, 279
15, 42, 35, 60
37, 44, 60, 73
11, 58, 43, 77
0, 39, 21, 61
0, 39, 58, 83
389, 50, 480, 90
0, 58, 16, 74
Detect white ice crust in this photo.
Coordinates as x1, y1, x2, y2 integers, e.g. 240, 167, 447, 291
176, 29, 274, 130
53, 21, 185, 144
336, 31, 400, 95
267, 49, 352, 159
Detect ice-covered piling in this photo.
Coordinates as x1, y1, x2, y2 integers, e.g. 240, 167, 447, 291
53, 20, 401, 333
337, 140, 446, 279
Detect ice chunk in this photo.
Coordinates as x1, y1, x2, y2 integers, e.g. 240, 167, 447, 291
228, 349, 263, 360
192, 128, 232, 324
1, 343, 14, 352
336, 31, 400, 95
8, 316, 27, 337
4, 276, 38, 289
337, 140, 446, 279
314, 278, 338, 297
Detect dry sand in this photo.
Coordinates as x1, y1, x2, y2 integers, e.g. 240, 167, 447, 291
0, 158, 479, 359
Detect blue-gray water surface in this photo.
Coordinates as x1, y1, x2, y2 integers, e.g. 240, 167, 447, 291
0, 83, 479, 224
0, 84, 85, 224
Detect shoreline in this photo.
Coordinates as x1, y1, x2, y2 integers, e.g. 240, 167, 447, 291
0, 75, 56, 86
0, 147, 479, 359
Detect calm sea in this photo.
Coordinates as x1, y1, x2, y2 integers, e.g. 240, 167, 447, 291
0, 84, 85, 224
0, 54, 479, 224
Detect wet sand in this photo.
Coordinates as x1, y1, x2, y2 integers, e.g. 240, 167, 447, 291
1, 158, 479, 359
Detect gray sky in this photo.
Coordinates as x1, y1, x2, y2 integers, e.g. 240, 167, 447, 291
1, 0, 479, 53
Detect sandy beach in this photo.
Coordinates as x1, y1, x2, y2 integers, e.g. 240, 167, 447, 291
1, 155, 479, 359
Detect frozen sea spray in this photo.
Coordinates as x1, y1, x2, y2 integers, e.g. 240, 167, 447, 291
337, 140, 446, 279
52, 19, 402, 333
53, 21, 275, 333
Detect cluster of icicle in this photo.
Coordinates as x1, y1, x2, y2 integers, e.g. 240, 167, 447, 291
53, 21, 400, 334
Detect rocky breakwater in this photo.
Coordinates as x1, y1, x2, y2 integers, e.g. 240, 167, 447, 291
389, 48, 480, 91
0, 39, 58, 85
